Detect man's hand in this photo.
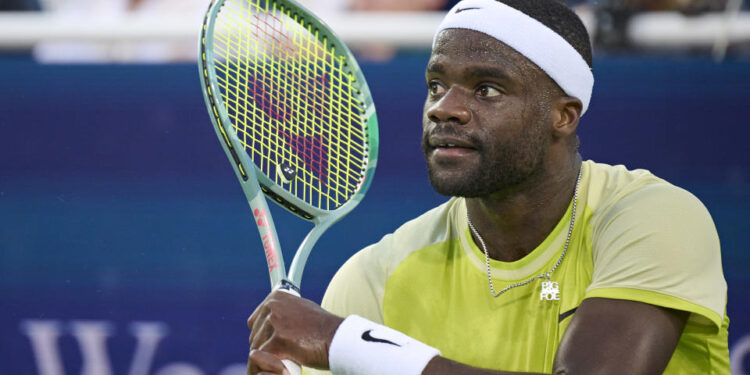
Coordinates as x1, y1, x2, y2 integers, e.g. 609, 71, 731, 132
247, 349, 292, 375
247, 290, 344, 374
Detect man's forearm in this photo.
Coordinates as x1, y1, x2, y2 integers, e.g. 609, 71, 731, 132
423, 356, 546, 375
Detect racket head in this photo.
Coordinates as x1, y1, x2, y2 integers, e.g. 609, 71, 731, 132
199, 0, 379, 224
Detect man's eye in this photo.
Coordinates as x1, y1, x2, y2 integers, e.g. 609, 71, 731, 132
477, 85, 501, 97
428, 82, 445, 96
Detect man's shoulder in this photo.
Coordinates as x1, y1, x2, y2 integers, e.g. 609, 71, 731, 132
321, 198, 463, 320
583, 161, 725, 330
584, 160, 703, 215
357, 197, 462, 267
585, 161, 660, 202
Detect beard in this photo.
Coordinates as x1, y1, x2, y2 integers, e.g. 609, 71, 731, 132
422, 121, 547, 198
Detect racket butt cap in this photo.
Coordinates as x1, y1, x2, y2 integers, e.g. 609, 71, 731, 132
282, 359, 302, 375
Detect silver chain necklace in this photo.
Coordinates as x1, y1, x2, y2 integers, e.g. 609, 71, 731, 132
467, 168, 582, 298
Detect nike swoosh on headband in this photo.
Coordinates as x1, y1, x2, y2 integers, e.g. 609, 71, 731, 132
455, 6, 481, 13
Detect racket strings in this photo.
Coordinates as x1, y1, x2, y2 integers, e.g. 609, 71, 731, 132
211, 0, 369, 211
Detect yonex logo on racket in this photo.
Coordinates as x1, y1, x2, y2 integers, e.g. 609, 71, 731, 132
278, 162, 297, 184
254, 209, 280, 271
254, 208, 268, 227
261, 232, 279, 271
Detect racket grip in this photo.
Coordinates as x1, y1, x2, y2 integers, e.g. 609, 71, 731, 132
276, 282, 302, 374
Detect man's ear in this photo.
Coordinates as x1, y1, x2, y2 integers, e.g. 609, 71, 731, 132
551, 96, 582, 138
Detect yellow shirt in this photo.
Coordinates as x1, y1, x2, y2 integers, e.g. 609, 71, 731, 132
307, 161, 729, 374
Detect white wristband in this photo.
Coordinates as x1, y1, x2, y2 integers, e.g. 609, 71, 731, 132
328, 315, 441, 375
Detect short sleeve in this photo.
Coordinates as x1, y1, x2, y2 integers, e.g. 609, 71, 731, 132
302, 238, 392, 375
319, 241, 388, 323
585, 182, 726, 330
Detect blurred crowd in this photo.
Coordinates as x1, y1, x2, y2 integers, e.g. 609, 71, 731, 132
0, 0, 469, 13
0, 0, 745, 61
0, 0, 733, 12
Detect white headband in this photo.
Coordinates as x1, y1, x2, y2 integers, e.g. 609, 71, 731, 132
433, 0, 594, 114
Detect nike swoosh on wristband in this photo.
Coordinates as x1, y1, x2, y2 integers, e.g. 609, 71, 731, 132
455, 7, 481, 13
361, 330, 401, 346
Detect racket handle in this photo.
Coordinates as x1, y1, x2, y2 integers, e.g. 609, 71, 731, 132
282, 359, 302, 375
276, 281, 302, 374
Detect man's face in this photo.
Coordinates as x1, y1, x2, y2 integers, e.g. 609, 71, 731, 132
422, 29, 554, 197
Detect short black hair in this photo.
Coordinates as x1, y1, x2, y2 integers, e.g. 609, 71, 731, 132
497, 0, 593, 69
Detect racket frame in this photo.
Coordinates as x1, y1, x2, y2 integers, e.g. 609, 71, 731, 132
198, 0, 379, 291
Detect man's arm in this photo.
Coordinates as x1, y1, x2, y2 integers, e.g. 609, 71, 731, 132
422, 297, 688, 375
247, 292, 687, 375
552, 297, 688, 374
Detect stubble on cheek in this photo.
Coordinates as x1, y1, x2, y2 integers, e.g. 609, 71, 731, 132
423, 119, 548, 198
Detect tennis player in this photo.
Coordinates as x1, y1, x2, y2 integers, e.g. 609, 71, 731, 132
247, 0, 730, 373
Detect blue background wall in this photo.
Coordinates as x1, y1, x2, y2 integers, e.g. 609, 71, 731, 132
1, 55, 748, 374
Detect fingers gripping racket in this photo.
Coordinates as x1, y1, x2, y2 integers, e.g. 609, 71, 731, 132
199, 0, 378, 372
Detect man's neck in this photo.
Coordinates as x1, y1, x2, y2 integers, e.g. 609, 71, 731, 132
466, 155, 582, 262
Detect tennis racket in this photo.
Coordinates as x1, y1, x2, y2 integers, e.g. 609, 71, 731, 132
198, 0, 378, 372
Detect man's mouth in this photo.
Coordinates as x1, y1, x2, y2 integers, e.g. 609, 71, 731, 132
428, 135, 476, 150
427, 136, 478, 160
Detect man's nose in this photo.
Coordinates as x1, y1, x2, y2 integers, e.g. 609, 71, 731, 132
426, 87, 471, 125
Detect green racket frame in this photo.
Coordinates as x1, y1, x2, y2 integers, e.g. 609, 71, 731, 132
198, 0, 379, 291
